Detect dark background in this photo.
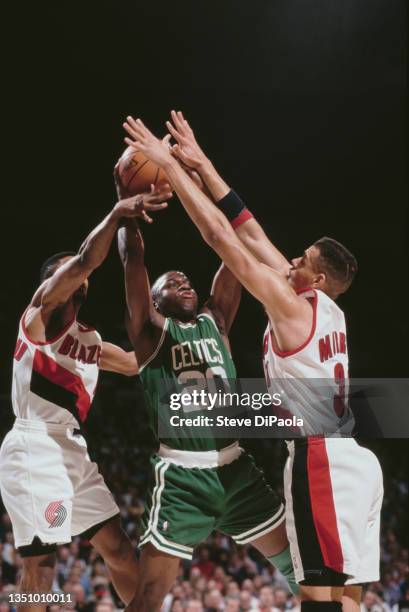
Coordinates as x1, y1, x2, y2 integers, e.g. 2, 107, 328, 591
0, 3, 407, 601
1, 0, 407, 394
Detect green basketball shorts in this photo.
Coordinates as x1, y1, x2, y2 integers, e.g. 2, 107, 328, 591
140, 446, 285, 559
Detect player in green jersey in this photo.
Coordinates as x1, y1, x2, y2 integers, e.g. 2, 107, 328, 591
115, 176, 297, 611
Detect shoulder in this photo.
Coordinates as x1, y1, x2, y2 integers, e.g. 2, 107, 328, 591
77, 320, 97, 332
199, 303, 226, 336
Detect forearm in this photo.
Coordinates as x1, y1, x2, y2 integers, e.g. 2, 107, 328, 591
117, 223, 153, 340
78, 210, 120, 271
216, 190, 290, 274
161, 159, 291, 311
100, 342, 138, 376
235, 219, 290, 274
191, 154, 288, 273
197, 158, 231, 202
163, 157, 232, 243
117, 220, 145, 264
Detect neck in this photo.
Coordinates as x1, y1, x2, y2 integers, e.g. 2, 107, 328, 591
60, 298, 81, 322
175, 316, 196, 324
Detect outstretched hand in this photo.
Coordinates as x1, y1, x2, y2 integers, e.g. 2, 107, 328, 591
166, 110, 207, 170
123, 117, 172, 168
113, 184, 172, 224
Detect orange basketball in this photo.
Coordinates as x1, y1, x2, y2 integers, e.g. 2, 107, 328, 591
117, 147, 169, 195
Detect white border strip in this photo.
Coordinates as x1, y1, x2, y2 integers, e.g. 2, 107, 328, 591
232, 504, 286, 544
138, 319, 169, 373
151, 528, 194, 553
139, 460, 167, 541
141, 533, 192, 560
198, 311, 219, 333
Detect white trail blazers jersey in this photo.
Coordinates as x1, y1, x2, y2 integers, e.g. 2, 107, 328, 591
263, 288, 354, 435
12, 312, 102, 427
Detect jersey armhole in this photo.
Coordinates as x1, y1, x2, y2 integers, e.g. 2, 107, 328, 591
21, 307, 76, 346
271, 290, 318, 358
138, 318, 169, 373
198, 311, 233, 358
197, 311, 220, 333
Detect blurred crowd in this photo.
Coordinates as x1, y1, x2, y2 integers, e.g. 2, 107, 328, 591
0, 377, 408, 611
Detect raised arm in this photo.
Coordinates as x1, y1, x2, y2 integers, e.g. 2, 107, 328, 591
26, 195, 168, 341
201, 263, 242, 340
166, 110, 290, 275
123, 119, 312, 353
117, 219, 165, 365
33, 198, 148, 312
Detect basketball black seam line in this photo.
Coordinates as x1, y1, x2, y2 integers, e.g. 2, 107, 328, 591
123, 159, 150, 190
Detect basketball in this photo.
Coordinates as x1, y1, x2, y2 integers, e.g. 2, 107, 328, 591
117, 147, 169, 195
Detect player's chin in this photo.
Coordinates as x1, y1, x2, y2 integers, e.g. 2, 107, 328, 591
177, 300, 197, 320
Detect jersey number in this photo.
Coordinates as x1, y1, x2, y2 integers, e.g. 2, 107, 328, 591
333, 362, 346, 417
177, 366, 229, 413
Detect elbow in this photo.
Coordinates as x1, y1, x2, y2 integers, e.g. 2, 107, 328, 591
124, 367, 138, 377
203, 226, 231, 249
78, 251, 98, 274
125, 351, 139, 376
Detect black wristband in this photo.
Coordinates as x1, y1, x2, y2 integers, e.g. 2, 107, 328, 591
215, 189, 246, 221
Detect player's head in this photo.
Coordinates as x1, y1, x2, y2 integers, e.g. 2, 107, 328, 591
288, 237, 358, 299
151, 271, 198, 322
40, 251, 88, 305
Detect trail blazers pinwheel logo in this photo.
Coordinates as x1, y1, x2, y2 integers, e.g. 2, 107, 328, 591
45, 501, 67, 528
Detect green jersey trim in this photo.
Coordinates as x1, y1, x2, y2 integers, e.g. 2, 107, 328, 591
139, 459, 194, 558
139, 318, 169, 373
198, 311, 233, 358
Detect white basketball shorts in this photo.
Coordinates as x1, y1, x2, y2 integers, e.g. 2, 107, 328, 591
284, 437, 383, 585
0, 419, 119, 548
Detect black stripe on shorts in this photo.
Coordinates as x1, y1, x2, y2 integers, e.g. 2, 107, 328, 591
291, 440, 325, 575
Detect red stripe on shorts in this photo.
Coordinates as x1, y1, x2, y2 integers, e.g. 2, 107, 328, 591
33, 350, 91, 421
307, 438, 344, 573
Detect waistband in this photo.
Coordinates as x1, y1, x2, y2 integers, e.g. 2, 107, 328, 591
286, 436, 357, 451
13, 418, 82, 436
157, 441, 244, 469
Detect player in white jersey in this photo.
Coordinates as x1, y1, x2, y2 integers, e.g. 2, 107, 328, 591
121, 112, 384, 612
0, 187, 171, 610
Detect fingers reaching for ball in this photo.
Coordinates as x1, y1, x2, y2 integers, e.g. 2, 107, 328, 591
114, 186, 172, 224
123, 116, 173, 168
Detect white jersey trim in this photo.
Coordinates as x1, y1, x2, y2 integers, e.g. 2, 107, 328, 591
21, 307, 76, 347
270, 288, 318, 359
138, 319, 169, 373
197, 311, 219, 333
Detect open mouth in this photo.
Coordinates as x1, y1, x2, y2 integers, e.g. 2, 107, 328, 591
178, 288, 195, 299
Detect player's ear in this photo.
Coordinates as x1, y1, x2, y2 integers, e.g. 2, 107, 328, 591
312, 272, 326, 289
153, 301, 159, 311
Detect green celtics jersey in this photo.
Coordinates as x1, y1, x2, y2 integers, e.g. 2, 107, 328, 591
138, 312, 237, 451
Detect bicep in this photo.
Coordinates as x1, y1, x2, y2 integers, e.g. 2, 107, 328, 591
211, 232, 298, 318
40, 255, 92, 311
207, 263, 242, 335
122, 256, 159, 336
